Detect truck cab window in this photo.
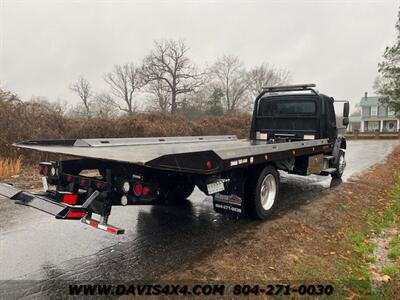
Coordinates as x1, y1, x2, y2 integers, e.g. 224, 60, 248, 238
259, 99, 316, 116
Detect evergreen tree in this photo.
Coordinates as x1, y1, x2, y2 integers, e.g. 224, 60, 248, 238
207, 88, 224, 116
376, 8, 400, 114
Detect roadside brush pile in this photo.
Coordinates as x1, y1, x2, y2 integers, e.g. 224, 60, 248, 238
0, 157, 22, 180
0, 93, 251, 164
64, 112, 251, 139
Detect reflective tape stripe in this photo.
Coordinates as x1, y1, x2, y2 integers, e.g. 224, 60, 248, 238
81, 217, 123, 234
106, 227, 118, 234
98, 224, 107, 231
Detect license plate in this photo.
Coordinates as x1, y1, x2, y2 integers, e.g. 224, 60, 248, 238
207, 180, 228, 195
42, 176, 49, 192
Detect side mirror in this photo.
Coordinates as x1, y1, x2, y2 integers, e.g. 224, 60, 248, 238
343, 117, 349, 127
343, 102, 350, 118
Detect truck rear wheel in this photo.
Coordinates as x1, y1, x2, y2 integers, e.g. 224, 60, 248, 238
158, 176, 195, 203
247, 165, 280, 220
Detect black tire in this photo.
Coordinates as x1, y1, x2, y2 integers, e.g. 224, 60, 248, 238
159, 176, 195, 204
331, 150, 346, 179
247, 165, 280, 220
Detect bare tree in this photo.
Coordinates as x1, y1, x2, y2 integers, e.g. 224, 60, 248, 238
147, 80, 171, 113
0, 82, 20, 103
248, 63, 291, 97
141, 39, 203, 114
92, 92, 119, 118
211, 55, 251, 112
0, 88, 20, 104
104, 63, 143, 114
70, 76, 93, 115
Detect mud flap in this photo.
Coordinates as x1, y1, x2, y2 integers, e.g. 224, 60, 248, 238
212, 169, 246, 217
213, 193, 244, 217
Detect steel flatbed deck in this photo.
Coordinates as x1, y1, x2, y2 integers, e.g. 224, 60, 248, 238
17, 135, 331, 174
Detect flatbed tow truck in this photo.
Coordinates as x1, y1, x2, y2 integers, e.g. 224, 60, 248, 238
0, 84, 349, 234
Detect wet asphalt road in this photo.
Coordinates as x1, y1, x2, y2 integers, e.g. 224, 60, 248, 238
0, 140, 398, 295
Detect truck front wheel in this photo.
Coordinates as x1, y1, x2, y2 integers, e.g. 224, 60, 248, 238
247, 165, 280, 219
331, 150, 346, 179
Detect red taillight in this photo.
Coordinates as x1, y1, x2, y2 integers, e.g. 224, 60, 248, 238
79, 178, 88, 186
40, 166, 49, 175
63, 194, 78, 205
66, 175, 73, 183
206, 161, 213, 170
133, 182, 143, 197
142, 186, 150, 196
95, 182, 104, 190
66, 211, 85, 219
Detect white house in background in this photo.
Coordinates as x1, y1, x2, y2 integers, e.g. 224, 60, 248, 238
347, 115, 361, 132
360, 92, 400, 132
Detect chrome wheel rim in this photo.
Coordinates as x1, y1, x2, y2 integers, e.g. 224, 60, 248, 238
260, 174, 277, 211
338, 154, 346, 174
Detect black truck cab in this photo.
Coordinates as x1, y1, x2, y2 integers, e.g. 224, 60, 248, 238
250, 84, 349, 143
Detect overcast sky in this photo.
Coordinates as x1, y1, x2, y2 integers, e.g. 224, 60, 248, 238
0, 0, 398, 110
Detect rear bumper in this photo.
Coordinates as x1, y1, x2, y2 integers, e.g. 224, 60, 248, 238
0, 182, 125, 234
0, 183, 86, 218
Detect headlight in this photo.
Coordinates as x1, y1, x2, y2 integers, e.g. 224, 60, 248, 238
122, 181, 130, 193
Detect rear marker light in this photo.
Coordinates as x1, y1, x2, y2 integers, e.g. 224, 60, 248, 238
66, 211, 85, 219
63, 194, 78, 205
122, 181, 130, 193
206, 161, 213, 170
66, 175, 73, 183
133, 182, 143, 197
79, 178, 88, 186
50, 166, 56, 176
121, 195, 128, 206
95, 182, 104, 189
